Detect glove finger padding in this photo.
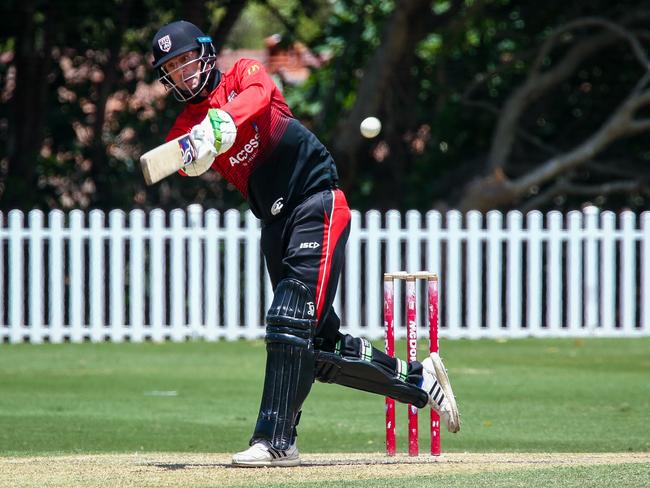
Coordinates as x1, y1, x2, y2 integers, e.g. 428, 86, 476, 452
184, 107, 237, 177
189, 108, 237, 155
206, 108, 237, 154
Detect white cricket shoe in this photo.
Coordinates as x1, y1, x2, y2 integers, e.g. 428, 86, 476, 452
420, 352, 461, 433
232, 440, 300, 467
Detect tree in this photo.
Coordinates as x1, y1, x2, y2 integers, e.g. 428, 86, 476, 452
2, 0, 58, 208
2, 0, 649, 212
460, 14, 650, 211
332, 1, 481, 204
0, 0, 250, 210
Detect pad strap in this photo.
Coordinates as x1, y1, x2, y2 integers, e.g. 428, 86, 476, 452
314, 350, 428, 408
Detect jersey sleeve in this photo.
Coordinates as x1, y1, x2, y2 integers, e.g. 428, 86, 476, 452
219, 59, 277, 127
166, 112, 192, 142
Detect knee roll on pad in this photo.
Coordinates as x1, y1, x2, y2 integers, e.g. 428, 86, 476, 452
253, 279, 317, 450
266, 278, 317, 347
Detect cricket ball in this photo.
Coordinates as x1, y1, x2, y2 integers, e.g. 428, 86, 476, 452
360, 117, 382, 138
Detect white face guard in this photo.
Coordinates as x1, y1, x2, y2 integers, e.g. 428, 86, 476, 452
158, 44, 216, 102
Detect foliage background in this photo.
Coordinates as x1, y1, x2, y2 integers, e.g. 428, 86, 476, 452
1, 0, 649, 213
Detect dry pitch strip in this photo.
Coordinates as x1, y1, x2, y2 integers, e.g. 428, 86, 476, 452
1, 452, 649, 487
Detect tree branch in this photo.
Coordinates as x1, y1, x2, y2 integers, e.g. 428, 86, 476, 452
629, 70, 650, 98
628, 117, 650, 133
519, 177, 567, 212
460, 98, 559, 156
566, 180, 647, 195
487, 17, 650, 172
488, 30, 618, 171
520, 177, 646, 212
587, 159, 647, 179
532, 17, 650, 73
460, 69, 650, 210
211, 0, 248, 55
256, 0, 299, 39
512, 85, 650, 193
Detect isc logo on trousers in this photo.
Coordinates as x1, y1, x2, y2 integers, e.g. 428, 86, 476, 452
299, 242, 320, 249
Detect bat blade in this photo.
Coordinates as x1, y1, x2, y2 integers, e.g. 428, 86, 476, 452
140, 134, 197, 185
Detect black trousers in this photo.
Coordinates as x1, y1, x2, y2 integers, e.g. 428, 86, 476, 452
261, 188, 350, 351
260, 188, 424, 382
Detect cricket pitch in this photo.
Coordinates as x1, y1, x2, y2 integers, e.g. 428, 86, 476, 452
2, 452, 649, 487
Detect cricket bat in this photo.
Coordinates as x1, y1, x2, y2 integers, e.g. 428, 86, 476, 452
140, 134, 197, 185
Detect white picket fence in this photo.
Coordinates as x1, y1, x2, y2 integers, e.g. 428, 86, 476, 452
0, 205, 648, 343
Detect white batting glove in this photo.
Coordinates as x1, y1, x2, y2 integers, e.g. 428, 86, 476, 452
185, 108, 237, 177
185, 126, 218, 176
191, 108, 237, 154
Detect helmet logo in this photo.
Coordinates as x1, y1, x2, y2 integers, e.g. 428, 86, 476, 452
158, 35, 172, 52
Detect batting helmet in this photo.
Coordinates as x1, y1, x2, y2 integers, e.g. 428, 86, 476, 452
152, 20, 217, 101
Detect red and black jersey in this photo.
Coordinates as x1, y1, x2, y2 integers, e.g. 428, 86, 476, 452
167, 58, 338, 221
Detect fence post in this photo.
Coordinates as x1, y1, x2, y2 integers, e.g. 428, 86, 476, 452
49, 210, 65, 343
170, 209, 186, 341
466, 210, 482, 338
386, 210, 402, 337
620, 211, 636, 335
406, 210, 422, 334
204, 209, 220, 340
425, 211, 442, 336
642, 211, 650, 333
486, 211, 503, 337
506, 211, 524, 337
526, 211, 543, 337
69, 210, 85, 342
188, 204, 204, 339
567, 211, 583, 335
600, 211, 616, 334
9, 210, 24, 343
224, 209, 241, 339
547, 211, 563, 336
366, 210, 382, 335
244, 210, 261, 339
583, 206, 599, 333
446, 210, 462, 338
28, 210, 45, 344
89, 210, 105, 342
345, 210, 362, 338
149, 209, 166, 342
109, 210, 126, 342
129, 209, 145, 342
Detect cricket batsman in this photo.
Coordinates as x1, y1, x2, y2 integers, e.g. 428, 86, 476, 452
150, 20, 460, 467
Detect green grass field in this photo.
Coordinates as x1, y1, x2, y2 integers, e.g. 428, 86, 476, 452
1, 337, 649, 486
